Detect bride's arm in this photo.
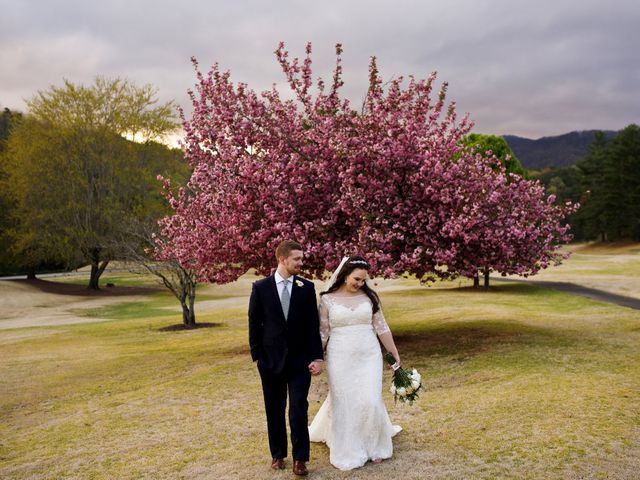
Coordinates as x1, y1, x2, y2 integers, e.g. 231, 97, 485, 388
378, 331, 401, 368
373, 307, 401, 367
319, 295, 330, 350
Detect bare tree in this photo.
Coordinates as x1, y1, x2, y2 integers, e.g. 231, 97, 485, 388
113, 220, 198, 327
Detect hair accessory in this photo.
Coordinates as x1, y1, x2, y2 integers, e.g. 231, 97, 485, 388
349, 260, 369, 265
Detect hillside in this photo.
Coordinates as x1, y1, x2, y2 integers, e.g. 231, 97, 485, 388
503, 130, 617, 169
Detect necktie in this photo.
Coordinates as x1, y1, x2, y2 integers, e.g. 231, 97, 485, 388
280, 279, 290, 320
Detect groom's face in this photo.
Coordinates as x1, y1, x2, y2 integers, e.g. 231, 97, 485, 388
280, 249, 304, 276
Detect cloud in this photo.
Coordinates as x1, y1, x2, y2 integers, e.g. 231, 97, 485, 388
1, 0, 638, 137
0, 30, 114, 105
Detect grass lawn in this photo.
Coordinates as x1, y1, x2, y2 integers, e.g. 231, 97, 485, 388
526, 241, 640, 300
1, 254, 640, 479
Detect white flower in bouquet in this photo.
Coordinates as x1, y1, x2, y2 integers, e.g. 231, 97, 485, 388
384, 353, 424, 405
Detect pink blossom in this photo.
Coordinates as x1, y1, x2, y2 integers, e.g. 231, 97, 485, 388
156, 43, 578, 284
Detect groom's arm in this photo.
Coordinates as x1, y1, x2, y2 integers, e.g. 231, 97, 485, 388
248, 283, 264, 362
306, 284, 324, 363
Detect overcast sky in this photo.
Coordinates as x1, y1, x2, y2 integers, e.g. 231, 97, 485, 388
1, 0, 638, 138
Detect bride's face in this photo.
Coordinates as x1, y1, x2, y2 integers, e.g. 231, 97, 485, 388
344, 268, 368, 293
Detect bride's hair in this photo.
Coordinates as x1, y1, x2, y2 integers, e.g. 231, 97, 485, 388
321, 255, 381, 313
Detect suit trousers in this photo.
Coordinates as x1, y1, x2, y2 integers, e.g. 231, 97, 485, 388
258, 361, 311, 461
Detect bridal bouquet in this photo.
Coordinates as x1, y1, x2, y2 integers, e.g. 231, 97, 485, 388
384, 352, 422, 404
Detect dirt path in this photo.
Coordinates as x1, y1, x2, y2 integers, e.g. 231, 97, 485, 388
0, 279, 160, 330
497, 277, 640, 310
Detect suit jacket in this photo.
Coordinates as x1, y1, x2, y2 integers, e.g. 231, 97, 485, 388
248, 274, 323, 374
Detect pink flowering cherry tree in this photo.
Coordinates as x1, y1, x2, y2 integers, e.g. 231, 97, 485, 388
435, 161, 579, 288
157, 43, 357, 282
157, 42, 577, 286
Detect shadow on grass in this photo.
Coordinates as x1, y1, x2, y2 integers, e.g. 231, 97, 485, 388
393, 320, 582, 359
452, 283, 548, 295
158, 322, 223, 332
10, 278, 162, 296
487, 278, 640, 310
386, 282, 573, 304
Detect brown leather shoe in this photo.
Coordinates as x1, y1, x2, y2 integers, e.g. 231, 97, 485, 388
293, 460, 308, 476
271, 458, 285, 470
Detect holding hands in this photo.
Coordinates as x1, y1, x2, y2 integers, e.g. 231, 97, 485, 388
309, 359, 323, 376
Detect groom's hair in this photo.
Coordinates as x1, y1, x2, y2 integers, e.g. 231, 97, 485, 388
276, 240, 303, 261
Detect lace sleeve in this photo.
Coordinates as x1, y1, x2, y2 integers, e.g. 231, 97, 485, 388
372, 305, 390, 335
319, 295, 330, 349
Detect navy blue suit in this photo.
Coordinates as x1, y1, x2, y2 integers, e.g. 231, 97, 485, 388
248, 275, 323, 461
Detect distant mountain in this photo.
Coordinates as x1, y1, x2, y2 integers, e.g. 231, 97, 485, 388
503, 130, 617, 170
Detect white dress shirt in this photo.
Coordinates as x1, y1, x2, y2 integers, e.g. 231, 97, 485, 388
274, 271, 293, 298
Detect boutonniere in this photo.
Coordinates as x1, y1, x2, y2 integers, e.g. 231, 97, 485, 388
295, 279, 304, 287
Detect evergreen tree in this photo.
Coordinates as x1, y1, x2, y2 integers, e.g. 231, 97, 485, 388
575, 131, 610, 241
603, 125, 640, 239
576, 125, 640, 241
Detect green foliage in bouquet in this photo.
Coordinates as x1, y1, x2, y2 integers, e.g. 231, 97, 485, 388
384, 352, 422, 404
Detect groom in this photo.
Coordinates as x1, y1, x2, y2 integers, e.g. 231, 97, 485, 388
248, 240, 324, 476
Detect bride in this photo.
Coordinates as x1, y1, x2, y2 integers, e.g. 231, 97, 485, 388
309, 255, 402, 470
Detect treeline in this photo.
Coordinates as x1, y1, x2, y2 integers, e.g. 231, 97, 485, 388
0, 108, 24, 273
0, 78, 190, 283
1, 73, 636, 288
528, 124, 640, 241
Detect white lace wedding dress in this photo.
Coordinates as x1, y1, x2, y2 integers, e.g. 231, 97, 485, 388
308, 293, 402, 470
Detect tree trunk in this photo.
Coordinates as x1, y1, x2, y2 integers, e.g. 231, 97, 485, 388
88, 264, 100, 290
88, 254, 109, 290
483, 267, 490, 288
154, 262, 198, 328
181, 302, 196, 327
180, 275, 197, 327
473, 272, 480, 288
26, 268, 37, 280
